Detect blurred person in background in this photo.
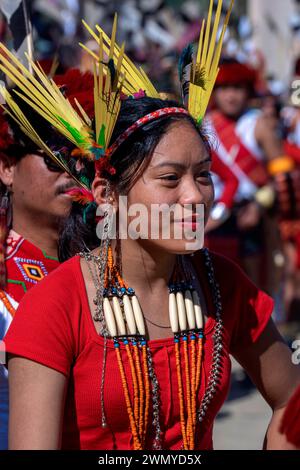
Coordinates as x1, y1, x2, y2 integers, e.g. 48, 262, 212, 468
0, 68, 96, 449
279, 56, 300, 325
206, 59, 300, 320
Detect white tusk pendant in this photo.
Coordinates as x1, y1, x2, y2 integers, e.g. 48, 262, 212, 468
192, 290, 204, 330
185, 290, 196, 330
131, 295, 146, 336
169, 292, 179, 333
103, 297, 117, 337
112, 296, 126, 336
123, 294, 137, 335
176, 291, 187, 331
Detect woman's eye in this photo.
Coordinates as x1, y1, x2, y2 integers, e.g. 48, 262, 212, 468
160, 174, 179, 181
197, 171, 212, 180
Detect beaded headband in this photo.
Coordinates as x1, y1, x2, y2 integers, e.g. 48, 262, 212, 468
106, 107, 189, 160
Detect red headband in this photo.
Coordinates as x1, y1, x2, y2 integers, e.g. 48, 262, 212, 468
106, 107, 189, 158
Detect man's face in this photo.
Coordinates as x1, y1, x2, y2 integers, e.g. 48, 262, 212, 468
214, 84, 249, 118
11, 153, 78, 221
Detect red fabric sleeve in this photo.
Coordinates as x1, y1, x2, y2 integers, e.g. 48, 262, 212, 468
280, 385, 300, 447
211, 151, 239, 209
284, 141, 300, 165
3, 258, 79, 377
224, 258, 274, 354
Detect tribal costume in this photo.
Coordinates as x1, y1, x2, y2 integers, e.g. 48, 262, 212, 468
0, 67, 94, 449
1, 0, 285, 451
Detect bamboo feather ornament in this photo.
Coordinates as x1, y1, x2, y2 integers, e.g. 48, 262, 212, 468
0, 1, 233, 194
188, 0, 234, 124
81, 14, 160, 99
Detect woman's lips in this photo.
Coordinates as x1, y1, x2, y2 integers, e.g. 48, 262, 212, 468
176, 222, 201, 231
174, 216, 203, 231
180, 221, 200, 230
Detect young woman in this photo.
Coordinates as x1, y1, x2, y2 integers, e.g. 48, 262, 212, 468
2, 1, 300, 450
3, 97, 300, 450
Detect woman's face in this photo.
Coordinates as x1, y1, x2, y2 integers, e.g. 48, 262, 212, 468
120, 121, 214, 254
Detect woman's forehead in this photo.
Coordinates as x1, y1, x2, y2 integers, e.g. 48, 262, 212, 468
150, 122, 209, 167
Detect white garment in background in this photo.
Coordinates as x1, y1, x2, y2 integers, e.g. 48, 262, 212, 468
0, 294, 18, 450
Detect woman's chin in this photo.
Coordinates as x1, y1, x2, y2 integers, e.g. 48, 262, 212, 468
138, 238, 204, 255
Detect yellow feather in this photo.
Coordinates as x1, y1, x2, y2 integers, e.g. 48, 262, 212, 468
0, 87, 86, 188
0, 47, 91, 147
82, 16, 160, 98
0, 13, 125, 186
189, 0, 234, 123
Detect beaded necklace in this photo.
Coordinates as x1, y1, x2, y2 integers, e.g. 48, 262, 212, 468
0, 290, 16, 317
80, 247, 223, 450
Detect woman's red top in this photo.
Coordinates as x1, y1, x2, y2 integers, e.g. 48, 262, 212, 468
4, 251, 274, 450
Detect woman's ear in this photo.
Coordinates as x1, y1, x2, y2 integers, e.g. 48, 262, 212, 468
0, 155, 15, 187
92, 174, 118, 210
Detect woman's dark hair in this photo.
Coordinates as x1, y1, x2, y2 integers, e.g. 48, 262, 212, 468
58, 96, 211, 260
58, 159, 97, 262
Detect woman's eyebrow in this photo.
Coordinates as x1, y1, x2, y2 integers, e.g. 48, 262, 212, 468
151, 157, 212, 170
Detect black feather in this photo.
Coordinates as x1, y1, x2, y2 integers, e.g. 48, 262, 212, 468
107, 58, 116, 88
178, 43, 194, 81
178, 43, 194, 105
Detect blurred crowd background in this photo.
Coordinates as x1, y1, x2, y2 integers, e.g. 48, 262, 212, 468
2, 1, 300, 92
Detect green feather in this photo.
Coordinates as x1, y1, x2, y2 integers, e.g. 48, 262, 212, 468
57, 116, 88, 147
79, 175, 91, 188
97, 124, 106, 147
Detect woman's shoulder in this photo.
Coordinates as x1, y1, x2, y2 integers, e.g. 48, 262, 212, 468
18, 255, 82, 306
4, 255, 84, 375
43, 254, 81, 279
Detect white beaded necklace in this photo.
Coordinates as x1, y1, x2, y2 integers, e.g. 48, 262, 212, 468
81, 248, 223, 449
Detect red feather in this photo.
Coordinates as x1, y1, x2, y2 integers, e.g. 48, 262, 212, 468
53, 69, 95, 118
66, 188, 94, 205
0, 108, 15, 150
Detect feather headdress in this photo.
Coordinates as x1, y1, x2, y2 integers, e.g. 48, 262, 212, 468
83, 0, 233, 125
0, 15, 126, 188
183, 0, 234, 124
80, 19, 160, 99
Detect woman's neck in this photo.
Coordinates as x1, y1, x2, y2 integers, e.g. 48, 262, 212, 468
116, 239, 177, 292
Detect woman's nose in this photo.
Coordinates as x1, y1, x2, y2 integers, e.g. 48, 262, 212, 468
179, 179, 206, 206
